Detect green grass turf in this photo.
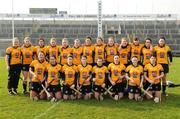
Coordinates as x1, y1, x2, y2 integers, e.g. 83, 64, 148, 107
0, 57, 180, 119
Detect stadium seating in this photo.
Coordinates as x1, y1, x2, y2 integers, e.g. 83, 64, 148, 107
0, 19, 180, 56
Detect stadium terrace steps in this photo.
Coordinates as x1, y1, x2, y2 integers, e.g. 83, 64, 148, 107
0, 20, 180, 55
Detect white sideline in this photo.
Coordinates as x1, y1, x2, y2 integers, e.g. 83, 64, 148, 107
33, 101, 60, 119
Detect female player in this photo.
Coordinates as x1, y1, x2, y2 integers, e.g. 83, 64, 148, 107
21, 37, 35, 94
82, 36, 94, 65
118, 37, 131, 67
92, 57, 109, 101
46, 37, 60, 63
154, 37, 173, 96
126, 56, 144, 101
130, 37, 144, 63
77, 55, 92, 100
144, 56, 164, 103
60, 38, 72, 65
105, 36, 118, 66
29, 51, 49, 100
72, 39, 83, 66
141, 38, 153, 66
5, 37, 22, 95
62, 55, 78, 100
108, 55, 126, 100
94, 37, 106, 64
46, 56, 62, 101
34, 37, 47, 59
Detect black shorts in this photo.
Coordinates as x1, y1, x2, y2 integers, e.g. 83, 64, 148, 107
128, 85, 141, 94
161, 64, 169, 74
145, 82, 161, 91
47, 84, 61, 93
110, 83, 124, 94
30, 82, 43, 93
80, 85, 91, 95
122, 79, 127, 88
63, 85, 75, 95
22, 64, 30, 71
93, 85, 105, 93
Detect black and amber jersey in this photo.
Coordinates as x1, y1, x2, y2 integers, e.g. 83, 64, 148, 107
105, 44, 118, 63
60, 46, 72, 65
30, 60, 49, 82
83, 45, 95, 64
118, 45, 131, 65
144, 63, 164, 84
46, 63, 61, 85
34, 46, 47, 57
130, 44, 144, 61
6, 46, 22, 65
126, 64, 143, 86
142, 46, 152, 65
94, 44, 106, 63
21, 45, 35, 65
77, 64, 92, 86
72, 46, 83, 65
46, 45, 60, 63
108, 63, 126, 83
62, 64, 77, 86
92, 65, 108, 85
154, 45, 172, 64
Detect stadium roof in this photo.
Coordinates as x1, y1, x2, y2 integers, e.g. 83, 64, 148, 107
0, 13, 179, 21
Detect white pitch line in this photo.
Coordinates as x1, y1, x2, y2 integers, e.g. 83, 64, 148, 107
33, 101, 60, 119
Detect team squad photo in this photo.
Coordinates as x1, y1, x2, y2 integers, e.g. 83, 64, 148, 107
5, 36, 173, 103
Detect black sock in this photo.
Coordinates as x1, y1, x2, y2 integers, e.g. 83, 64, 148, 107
8, 89, 12, 92
23, 83, 27, 91
162, 85, 166, 92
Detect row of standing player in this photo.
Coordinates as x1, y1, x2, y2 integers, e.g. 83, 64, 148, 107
5, 36, 172, 101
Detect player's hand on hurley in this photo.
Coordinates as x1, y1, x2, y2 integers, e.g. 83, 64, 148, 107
111, 81, 115, 86
93, 78, 96, 82
70, 84, 75, 89
84, 80, 90, 84
101, 83, 106, 88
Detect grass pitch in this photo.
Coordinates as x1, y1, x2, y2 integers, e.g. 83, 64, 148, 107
0, 57, 180, 119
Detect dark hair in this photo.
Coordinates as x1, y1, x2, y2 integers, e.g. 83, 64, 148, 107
38, 50, 45, 56
38, 37, 45, 42
50, 55, 56, 59
114, 54, 119, 58
133, 36, 140, 41
145, 38, 152, 43
97, 37, 103, 41
97, 57, 103, 61
86, 36, 92, 41
160, 36, 166, 41
81, 55, 87, 59
131, 56, 138, 59
67, 54, 73, 59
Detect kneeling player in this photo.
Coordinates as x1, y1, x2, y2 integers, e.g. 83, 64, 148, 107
92, 57, 109, 101
46, 56, 62, 101
62, 55, 78, 100
108, 55, 126, 100
126, 56, 144, 101
29, 51, 49, 100
77, 56, 92, 99
144, 56, 164, 103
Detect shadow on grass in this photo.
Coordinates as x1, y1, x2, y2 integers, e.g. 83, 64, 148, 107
61, 92, 180, 111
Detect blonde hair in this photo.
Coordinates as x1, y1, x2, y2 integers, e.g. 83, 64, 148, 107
50, 37, 56, 43
24, 37, 31, 41
62, 38, 69, 43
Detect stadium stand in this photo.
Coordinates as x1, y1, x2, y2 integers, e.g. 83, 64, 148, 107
0, 14, 180, 56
